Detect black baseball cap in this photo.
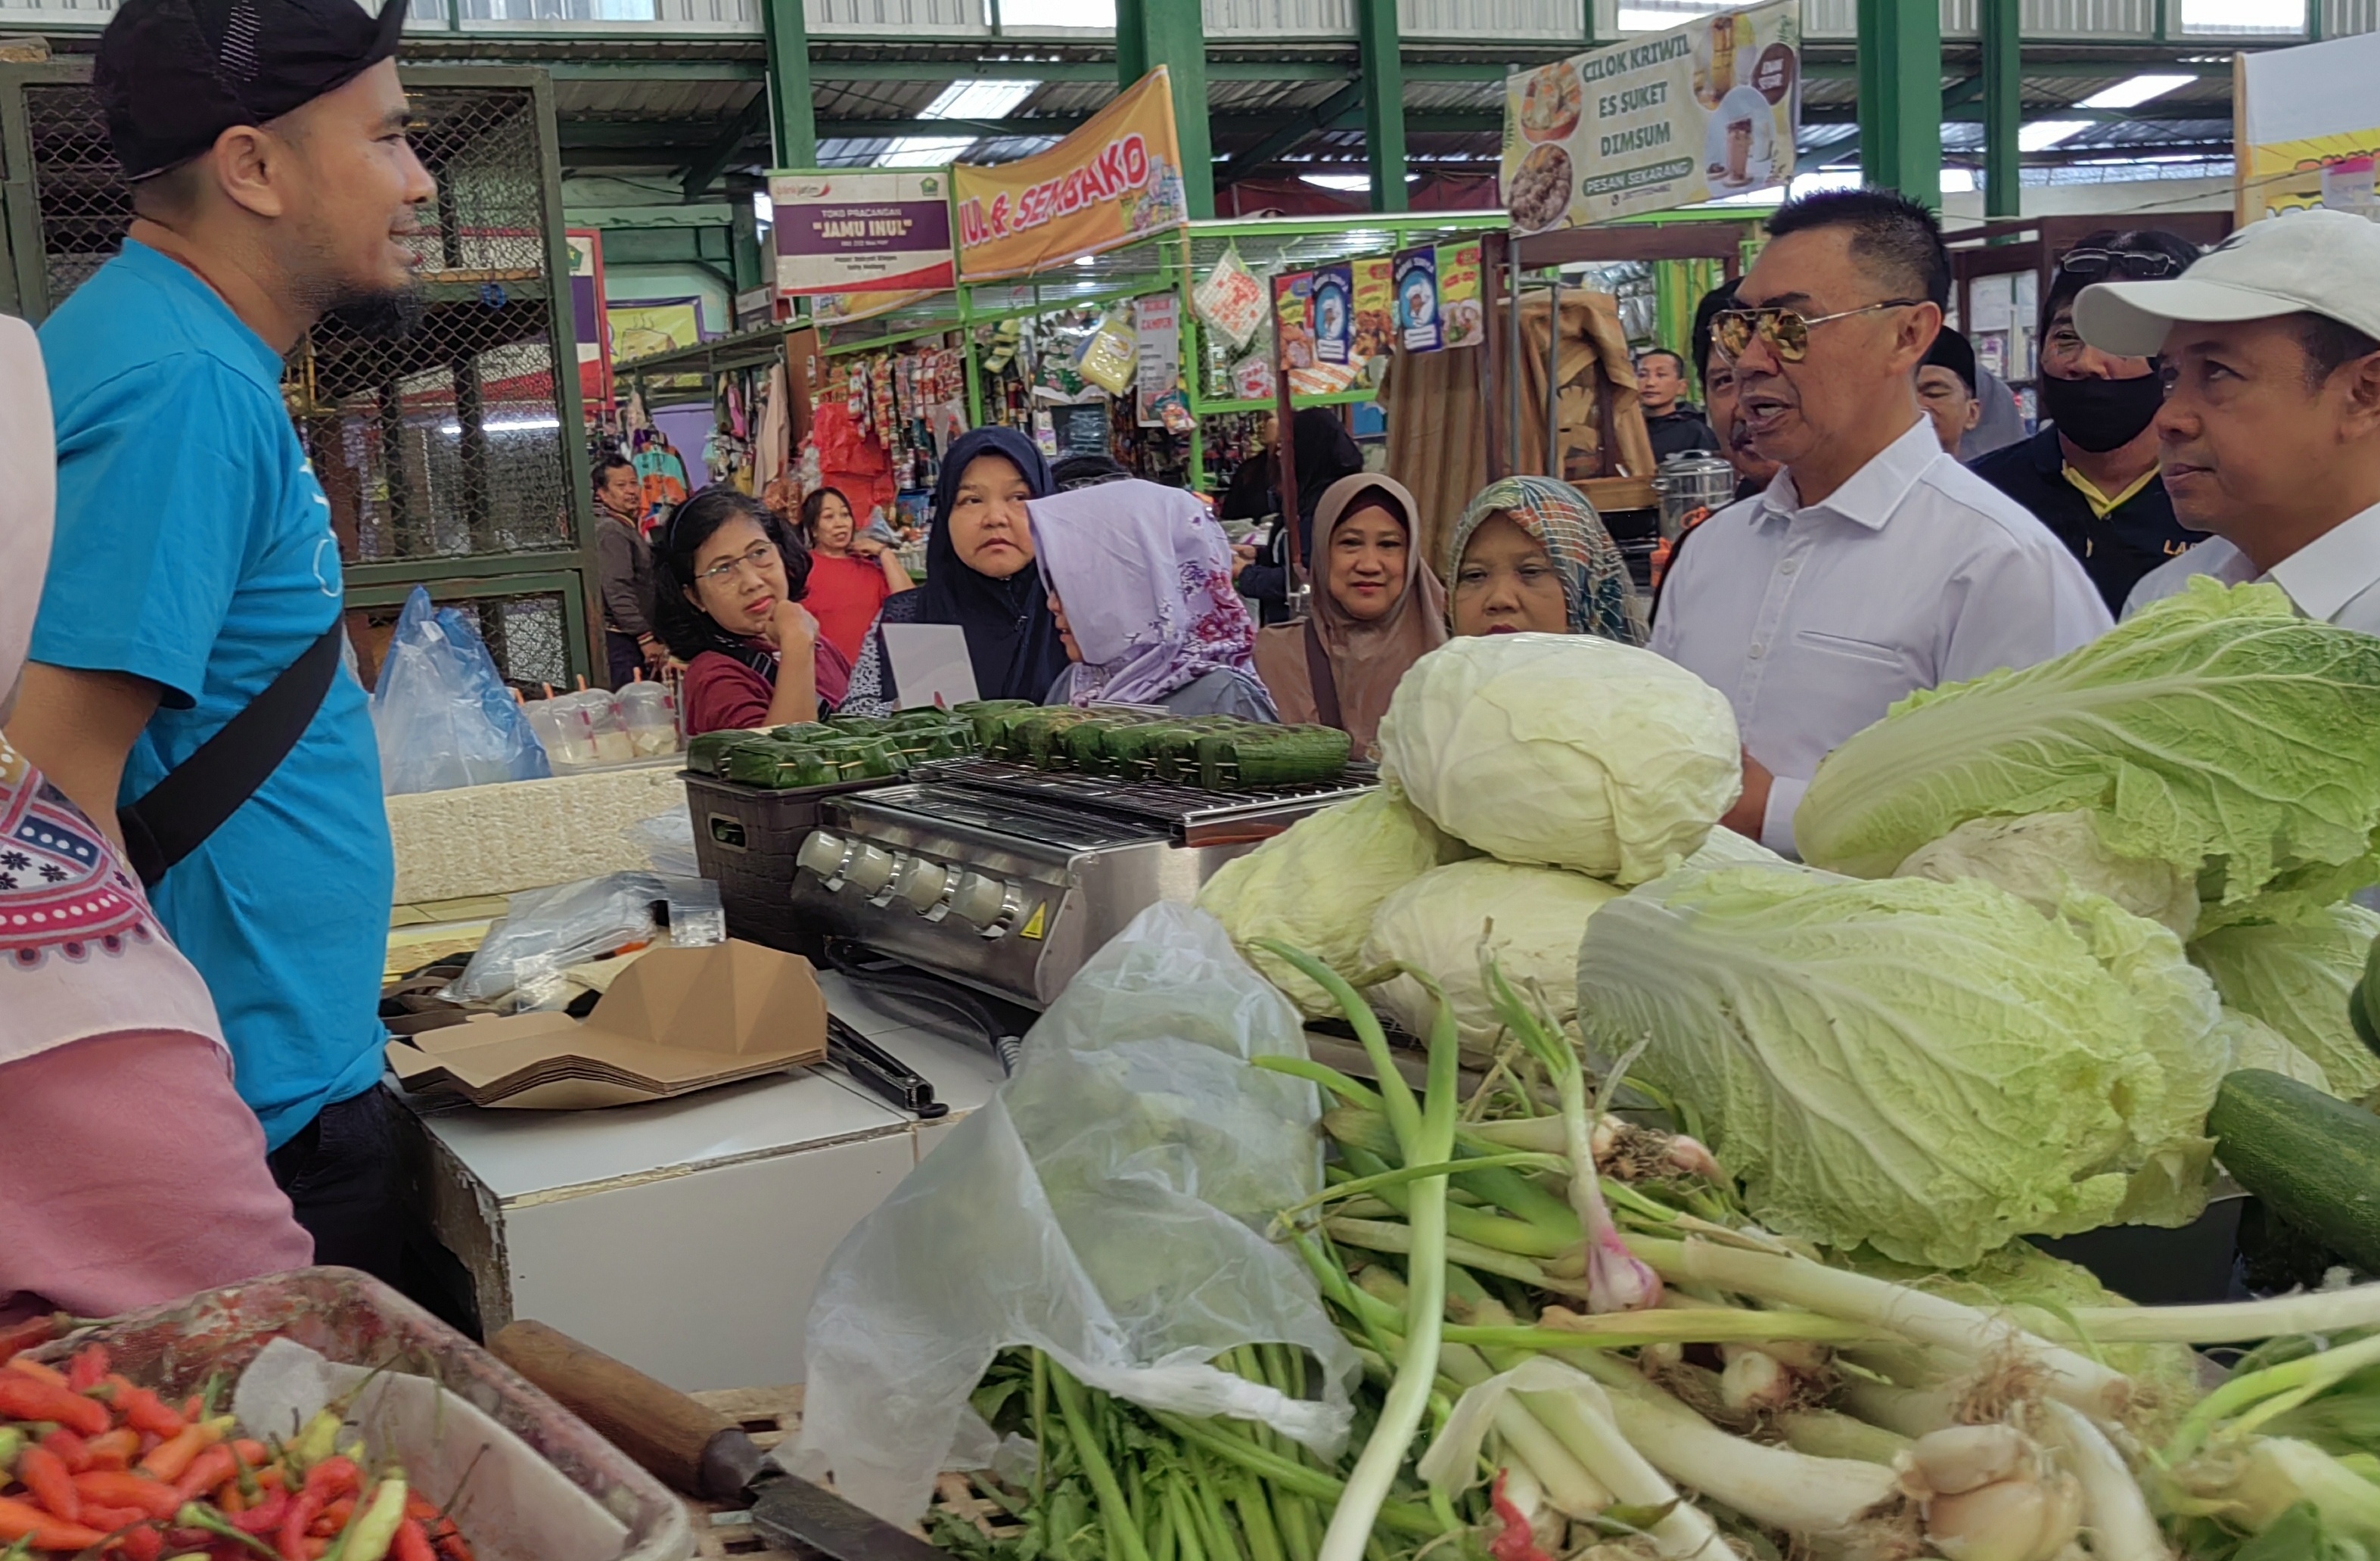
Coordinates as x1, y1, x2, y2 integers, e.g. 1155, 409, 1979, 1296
95, 0, 409, 182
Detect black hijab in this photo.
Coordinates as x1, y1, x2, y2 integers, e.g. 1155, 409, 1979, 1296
1291, 408, 1365, 524
917, 426, 1068, 704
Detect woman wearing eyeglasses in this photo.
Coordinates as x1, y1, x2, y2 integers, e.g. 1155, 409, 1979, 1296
1968, 230, 2210, 614
656, 486, 853, 735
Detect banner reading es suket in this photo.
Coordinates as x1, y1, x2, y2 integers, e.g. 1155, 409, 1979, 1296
770, 168, 955, 297
1502, 0, 1800, 231
2236, 30, 2380, 222
954, 67, 1190, 281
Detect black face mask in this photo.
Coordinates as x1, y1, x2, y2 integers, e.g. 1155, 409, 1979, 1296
2040, 369, 2164, 453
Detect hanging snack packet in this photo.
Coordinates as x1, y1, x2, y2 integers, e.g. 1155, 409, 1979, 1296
1193, 244, 1269, 352
1075, 308, 1139, 397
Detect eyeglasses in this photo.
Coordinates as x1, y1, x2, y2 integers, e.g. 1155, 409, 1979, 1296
1712, 299, 1928, 363
694, 541, 780, 586
2057, 248, 2184, 282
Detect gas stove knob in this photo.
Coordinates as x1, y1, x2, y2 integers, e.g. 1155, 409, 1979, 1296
844, 843, 898, 896
797, 830, 850, 885
949, 871, 1014, 931
898, 858, 950, 913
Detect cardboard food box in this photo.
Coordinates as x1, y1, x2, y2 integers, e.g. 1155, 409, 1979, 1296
387, 939, 828, 1109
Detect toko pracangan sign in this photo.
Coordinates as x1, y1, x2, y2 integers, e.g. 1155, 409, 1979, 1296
769, 169, 956, 297
952, 67, 1190, 281
1501, 0, 1800, 231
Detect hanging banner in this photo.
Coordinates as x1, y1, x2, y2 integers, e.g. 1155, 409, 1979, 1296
1438, 241, 1484, 350
1351, 257, 1394, 363
564, 228, 613, 414
1134, 294, 1182, 428
954, 67, 1191, 281
608, 299, 704, 365
1312, 265, 1353, 365
1274, 272, 1316, 371
769, 168, 956, 297
1394, 247, 1440, 354
2236, 30, 2380, 222
1502, 0, 1801, 231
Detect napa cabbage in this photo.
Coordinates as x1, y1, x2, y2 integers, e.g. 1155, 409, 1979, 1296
1894, 810, 2201, 938
1796, 579, 2380, 910
1195, 788, 1465, 1018
1360, 858, 1624, 1059
1376, 633, 1741, 885
1574, 864, 2227, 1269
2191, 904, 2380, 1099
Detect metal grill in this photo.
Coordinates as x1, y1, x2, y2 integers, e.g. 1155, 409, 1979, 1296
23, 82, 128, 305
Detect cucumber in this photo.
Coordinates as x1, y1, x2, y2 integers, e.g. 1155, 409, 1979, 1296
2210, 1068, 2380, 1275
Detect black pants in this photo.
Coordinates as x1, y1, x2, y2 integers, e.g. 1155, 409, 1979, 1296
269, 1087, 405, 1284
605, 630, 645, 691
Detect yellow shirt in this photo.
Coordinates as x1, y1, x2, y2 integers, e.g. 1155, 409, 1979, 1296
2062, 462, 2160, 522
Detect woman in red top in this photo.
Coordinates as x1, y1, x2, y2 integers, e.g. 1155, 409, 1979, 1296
654, 487, 854, 734
799, 486, 912, 664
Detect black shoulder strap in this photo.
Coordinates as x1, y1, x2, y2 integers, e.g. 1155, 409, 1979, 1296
120, 620, 346, 888
1300, 616, 1344, 732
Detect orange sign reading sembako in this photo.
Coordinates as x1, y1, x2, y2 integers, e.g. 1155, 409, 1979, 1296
952, 67, 1191, 281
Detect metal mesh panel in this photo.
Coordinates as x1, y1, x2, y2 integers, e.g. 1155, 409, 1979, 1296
24, 82, 129, 305
360, 590, 572, 692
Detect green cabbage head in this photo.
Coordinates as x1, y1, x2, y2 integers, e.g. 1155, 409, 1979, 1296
1197, 788, 1463, 1018
1377, 633, 1740, 885
1575, 865, 2226, 1268
2191, 904, 2380, 1099
1796, 579, 2380, 910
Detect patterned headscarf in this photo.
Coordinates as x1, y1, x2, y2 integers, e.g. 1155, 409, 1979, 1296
1027, 480, 1265, 708
1445, 476, 1642, 645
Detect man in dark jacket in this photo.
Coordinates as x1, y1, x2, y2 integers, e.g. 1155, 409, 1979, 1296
1968, 229, 2208, 612
1636, 347, 1721, 461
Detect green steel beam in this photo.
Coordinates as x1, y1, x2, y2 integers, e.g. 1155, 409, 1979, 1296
1804, 99, 2230, 125
759, 0, 816, 167
683, 92, 772, 200
1857, 0, 1943, 207
1356, 0, 1408, 212
1117, 0, 1216, 216
1982, 0, 2021, 218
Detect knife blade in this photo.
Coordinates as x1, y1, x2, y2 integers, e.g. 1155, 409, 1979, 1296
488, 1320, 947, 1561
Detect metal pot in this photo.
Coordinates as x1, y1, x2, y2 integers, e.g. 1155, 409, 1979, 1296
1651, 452, 1741, 542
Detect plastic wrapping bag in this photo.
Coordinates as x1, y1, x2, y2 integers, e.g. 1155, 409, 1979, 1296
791, 903, 1359, 1523
442, 872, 722, 1008
626, 810, 701, 878
371, 586, 551, 795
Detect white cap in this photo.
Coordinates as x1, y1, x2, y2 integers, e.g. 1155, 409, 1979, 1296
2074, 208, 2380, 358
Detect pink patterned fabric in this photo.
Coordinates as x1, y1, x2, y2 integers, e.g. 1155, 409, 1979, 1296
1027, 480, 1263, 707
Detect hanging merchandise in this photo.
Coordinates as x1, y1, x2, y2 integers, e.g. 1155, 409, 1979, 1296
1032, 408, 1060, 459
1352, 257, 1396, 365
812, 396, 898, 519
1274, 272, 1316, 370
1231, 352, 1275, 402
1193, 244, 1269, 353
1396, 244, 1443, 353
1076, 308, 1139, 398
632, 433, 689, 526
1439, 240, 1486, 349
1312, 264, 1353, 366
753, 359, 791, 498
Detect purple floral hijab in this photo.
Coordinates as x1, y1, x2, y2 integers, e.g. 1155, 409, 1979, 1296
1026, 480, 1263, 707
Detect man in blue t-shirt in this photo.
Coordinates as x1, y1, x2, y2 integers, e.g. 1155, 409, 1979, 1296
3, 0, 432, 1276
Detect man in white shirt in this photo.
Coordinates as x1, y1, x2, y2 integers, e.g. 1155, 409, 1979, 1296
1651, 188, 2110, 857
2081, 210, 2380, 631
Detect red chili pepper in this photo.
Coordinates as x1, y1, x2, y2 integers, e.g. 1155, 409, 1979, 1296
5, 1354, 70, 1390
0, 1313, 64, 1360
231, 1439, 269, 1468
0, 1491, 107, 1549
18, 1441, 83, 1522
64, 1345, 109, 1395
104, 1379, 186, 1439
79, 1502, 148, 1532
72, 1470, 184, 1522
113, 1525, 163, 1561
0, 1374, 110, 1436
43, 1426, 94, 1474
309, 1495, 356, 1537
85, 1427, 141, 1470
231, 1488, 291, 1535
180, 1395, 202, 1423
174, 1444, 240, 1502
391, 1517, 438, 1561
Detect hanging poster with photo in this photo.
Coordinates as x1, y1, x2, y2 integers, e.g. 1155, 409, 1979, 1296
1437, 241, 1484, 349
1394, 247, 1441, 353
1501, 0, 1801, 230
1311, 265, 1354, 365
1275, 272, 1317, 371
1351, 257, 1395, 365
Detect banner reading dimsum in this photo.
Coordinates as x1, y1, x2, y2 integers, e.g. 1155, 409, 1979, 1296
1502, 0, 1801, 232
2236, 30, 2380, 222
953, 68, 1190, 281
